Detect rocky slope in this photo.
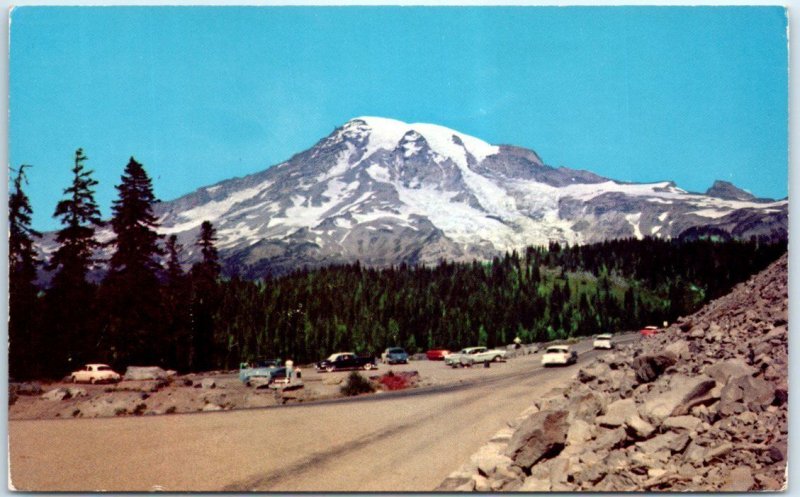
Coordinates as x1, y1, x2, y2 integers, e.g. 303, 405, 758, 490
36, 117, 788, 278
438, 252, 788, 492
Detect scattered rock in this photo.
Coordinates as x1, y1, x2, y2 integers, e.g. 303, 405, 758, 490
662, 415, 702, 432
566, 419, 595, 445
200, 378, 217, 389
704, 359, 755, 384
625, 414, 655, 439
639, 374, 715, 424
721, 467, 754, 491
505, 410, 568, 469
435, 475, 474, 491
123, 366, 169, 381
596, 398, 634, 428
439, 254, 788, 492
636, 432, 689, 454
41, 388, 79, 400
632, 352, 677, 383
718, 375, 774, 416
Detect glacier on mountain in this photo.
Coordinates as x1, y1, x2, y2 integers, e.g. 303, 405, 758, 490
36, 116, 788, 277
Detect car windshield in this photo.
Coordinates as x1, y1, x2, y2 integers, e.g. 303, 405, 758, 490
597, 335, 612, 340
388, 348, 405, 354
98, 366, 112, 371
546, 347, 567, 353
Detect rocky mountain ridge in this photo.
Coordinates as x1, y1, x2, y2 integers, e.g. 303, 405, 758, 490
37, 117, 788, 278
438, 252, 788, 492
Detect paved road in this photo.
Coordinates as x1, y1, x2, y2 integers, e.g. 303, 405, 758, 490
9, 337, 636, 492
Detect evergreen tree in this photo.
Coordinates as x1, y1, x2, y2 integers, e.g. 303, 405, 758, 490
49, 149, 102, 286
9, 165, 41, 378
46, 149, 103, 375
104, 157, 164, 365
190, 221, 221, 371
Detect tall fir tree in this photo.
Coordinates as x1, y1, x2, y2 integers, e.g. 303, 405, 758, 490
46, 149, 103, 376
9, 165, 42, 378
190, 221, 221, 371
104, 157, 164, 366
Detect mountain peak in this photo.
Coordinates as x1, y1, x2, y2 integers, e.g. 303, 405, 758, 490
705, 180, 757, 201
346, 116, 500, 166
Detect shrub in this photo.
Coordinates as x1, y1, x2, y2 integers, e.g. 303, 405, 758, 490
340, 372, 375, 396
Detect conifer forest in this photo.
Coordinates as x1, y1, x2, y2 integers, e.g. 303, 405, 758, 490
8, 150, 787, 379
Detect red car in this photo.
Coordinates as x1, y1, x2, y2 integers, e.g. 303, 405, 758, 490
426, 349, 450, 361
640, 326, 659, 336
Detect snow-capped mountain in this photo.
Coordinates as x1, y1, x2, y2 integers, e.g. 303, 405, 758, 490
38, 117, 789, 278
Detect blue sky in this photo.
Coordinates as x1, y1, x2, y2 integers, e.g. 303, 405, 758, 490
10, 6, 788, 231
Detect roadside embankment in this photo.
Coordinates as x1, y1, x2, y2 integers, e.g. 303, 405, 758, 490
438, 253, 788, 492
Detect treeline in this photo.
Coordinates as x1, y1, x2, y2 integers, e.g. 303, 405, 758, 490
8, 150, 787, 379
212, 238, 784, 367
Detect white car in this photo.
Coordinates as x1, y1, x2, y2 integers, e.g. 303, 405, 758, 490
541, 346, 578, 367
444, 346, 507, 367
593, 334, 614, 349
70, 364, 122, 384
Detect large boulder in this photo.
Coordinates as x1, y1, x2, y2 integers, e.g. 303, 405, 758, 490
663, 340, 690, 361
596, 398, 635, 428
720, 467, 754, 491
41, 387, 86, 401
632, 352, 677, 383
635, 432, 690, 454
639, 374, 716, 424
591, 427, 627, 451
41, 388, 70, 401
470, 443, 514, 477
567, 391, 606, 423
718, 375, 775, 416
704, 359, 756, 384
625, 414, 656, 439
577, 362, 609, 383
123, 366, 168, 381
566, 419, 595, 445
505, 410, 568, 469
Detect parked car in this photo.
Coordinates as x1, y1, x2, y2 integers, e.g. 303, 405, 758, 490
640, 325, 659, 337
381, 347, 409, 364
316, 352, 377, 372
426, 349, 450, 361
593, 334, 614, 349
69, 364, 122, 384
239, 359, 282, 385
541, 346, 578, 367
444, 346, 507, 367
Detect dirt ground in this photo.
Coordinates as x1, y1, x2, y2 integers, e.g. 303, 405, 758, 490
9, 347, 541, 421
